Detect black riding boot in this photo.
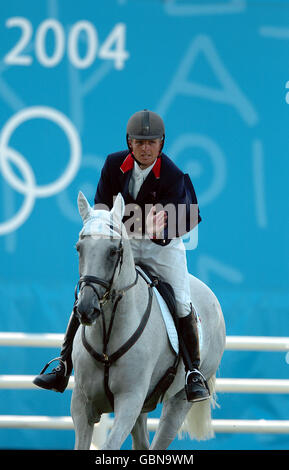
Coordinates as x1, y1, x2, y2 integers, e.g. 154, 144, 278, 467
33, 310, 79, 393
178, 307, 210, 402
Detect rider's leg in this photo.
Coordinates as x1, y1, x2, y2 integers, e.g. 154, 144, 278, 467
177, 303, 210, 402
33, 309, 79, 393
134, 237, 210, 402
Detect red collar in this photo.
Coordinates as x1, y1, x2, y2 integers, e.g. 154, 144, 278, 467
120, 153, 134, 173
120, 153, 161, 179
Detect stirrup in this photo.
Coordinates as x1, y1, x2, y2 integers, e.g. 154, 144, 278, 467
185, 368, 206, 385
185, 369, 211, 398
39, 357, 67, 376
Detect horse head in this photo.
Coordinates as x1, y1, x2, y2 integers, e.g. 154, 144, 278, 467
75, 191, 125, 326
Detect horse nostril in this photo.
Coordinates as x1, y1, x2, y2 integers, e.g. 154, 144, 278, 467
77, 303, 101, 325
78, 310, 93, 325
76, 302, 92, 322
76, 288, 101, 325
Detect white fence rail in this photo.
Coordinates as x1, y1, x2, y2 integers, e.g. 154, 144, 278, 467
1, 332, 289, 351
1, 375, 289, 394
1, 415, 289, 435
0, 332, 289, 445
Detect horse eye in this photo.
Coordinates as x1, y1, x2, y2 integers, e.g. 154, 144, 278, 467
110, 247, 117, 257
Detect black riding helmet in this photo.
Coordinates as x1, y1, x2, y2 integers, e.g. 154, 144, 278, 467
126, 109, 165, 154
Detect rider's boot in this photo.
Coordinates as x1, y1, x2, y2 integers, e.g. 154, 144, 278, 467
33, 310, 79, 393
178, 305, 210, 402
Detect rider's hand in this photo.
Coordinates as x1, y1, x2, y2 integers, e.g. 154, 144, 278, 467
146, 206, 167, 239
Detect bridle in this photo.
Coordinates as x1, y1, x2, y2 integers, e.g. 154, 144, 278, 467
73, 234, 157, 409
74, 238, 138, 320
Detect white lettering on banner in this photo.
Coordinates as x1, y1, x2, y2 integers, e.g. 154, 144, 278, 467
168, 134, 226, 206
157, 35, 258, 126
155, 32, 269, 283
56, 155, 105, 223
68, 21, 98, 69
0, 147, 35, 235
164, 0, 246, 16
259, 26, 289, 104
259, 25, 289, 40
284, 71, 289, 104
35, 19, 65, 67
0, 106, 81, 235
4, 18, 129, 70
4, 17, 33, 66
197, 255, 243, 284
157, 34, 267, 229
67, 61, 113, 136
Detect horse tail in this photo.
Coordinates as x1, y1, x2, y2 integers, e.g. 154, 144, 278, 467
179, 375, 218, 441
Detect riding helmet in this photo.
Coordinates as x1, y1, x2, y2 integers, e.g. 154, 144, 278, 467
126, 110, 165, 142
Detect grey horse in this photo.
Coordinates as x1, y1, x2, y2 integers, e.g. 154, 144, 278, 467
71, 191, 226, 450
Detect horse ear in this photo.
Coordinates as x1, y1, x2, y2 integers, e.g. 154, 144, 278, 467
110, 193, 125, 227
77, 191, 91, 223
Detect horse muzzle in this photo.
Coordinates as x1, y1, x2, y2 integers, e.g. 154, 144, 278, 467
76, 296, 101, 325
74, 274, 111, 325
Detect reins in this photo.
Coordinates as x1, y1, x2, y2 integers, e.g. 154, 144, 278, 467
74, 236, 157, 409
80, 269, 156, 409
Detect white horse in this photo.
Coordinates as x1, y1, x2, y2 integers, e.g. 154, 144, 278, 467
71, 191, 226, 450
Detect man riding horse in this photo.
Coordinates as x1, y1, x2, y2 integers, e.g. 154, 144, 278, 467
33, 110, 210, 403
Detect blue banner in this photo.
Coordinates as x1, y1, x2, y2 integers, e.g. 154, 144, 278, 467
0, 0, 288, 450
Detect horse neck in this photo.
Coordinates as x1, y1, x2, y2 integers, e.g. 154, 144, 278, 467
89, 238, 139, 344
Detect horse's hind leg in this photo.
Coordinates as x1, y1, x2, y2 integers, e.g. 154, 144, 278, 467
131, 413, 150, 450
150, 390, 192, 450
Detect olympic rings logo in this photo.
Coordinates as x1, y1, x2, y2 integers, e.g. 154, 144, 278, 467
0, 106, 81, 235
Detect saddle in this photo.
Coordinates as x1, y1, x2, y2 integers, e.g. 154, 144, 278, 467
136, 263, 179, 329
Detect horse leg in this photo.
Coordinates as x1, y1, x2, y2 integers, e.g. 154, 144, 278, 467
131, 413, 150, 450
150, 390, 192, 450
71, 386, 96, 450
101, 392, 146, 450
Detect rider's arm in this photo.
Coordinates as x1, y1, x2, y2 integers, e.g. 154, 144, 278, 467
147, 172, 201, 246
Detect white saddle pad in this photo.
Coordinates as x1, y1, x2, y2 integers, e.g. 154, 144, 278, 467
136, 267, 202, 356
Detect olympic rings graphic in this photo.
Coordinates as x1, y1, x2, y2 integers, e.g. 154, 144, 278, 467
0, 106, 81, 235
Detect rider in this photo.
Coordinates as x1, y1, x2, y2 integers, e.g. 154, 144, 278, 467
33, 110, 210, 403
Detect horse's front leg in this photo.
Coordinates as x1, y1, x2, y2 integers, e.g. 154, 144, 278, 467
71, 386, 96, 450
101, 391, 146, 450
131, 413, 150, 450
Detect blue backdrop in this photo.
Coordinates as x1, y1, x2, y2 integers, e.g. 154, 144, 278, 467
0, 0, 288, 450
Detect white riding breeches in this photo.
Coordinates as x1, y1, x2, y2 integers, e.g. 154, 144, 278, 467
129, 237, 192, 318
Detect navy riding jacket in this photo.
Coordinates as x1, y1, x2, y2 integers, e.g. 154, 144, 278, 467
94, 150, 201, 246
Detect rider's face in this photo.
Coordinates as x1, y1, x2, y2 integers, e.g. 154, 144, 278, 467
129, 138, 162, 169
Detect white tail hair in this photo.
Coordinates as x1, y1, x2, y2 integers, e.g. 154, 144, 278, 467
178, 375, 219, 441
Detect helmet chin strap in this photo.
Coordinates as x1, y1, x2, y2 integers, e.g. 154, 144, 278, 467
131, 152, 143, 167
